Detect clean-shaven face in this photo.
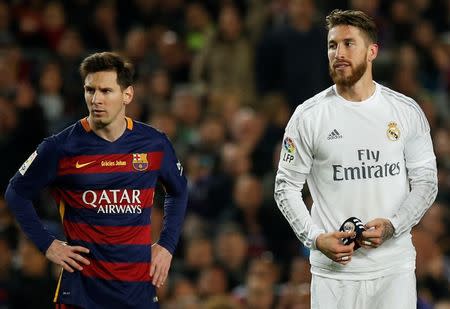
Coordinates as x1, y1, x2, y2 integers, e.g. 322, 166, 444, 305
84, 71, 130, 128
327, 25, 371, 87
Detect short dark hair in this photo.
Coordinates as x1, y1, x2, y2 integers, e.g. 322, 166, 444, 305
326, 9, 377, 44
79, 52, 134, 89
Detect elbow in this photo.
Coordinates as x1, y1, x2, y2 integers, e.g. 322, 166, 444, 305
273, 175, 285, 204
430, 177, 438, 203
427, 169, 439, 203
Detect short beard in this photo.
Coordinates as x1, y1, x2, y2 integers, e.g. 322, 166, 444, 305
329, 60, 367, 87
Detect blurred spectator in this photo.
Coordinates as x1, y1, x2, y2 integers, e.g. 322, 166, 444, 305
256, 0, 329, 111
0, 1, 13, 45
81, 0, 121, 51
157, 30, 191, 83
148, 111, 178, 141
214, 223, 249, 289
179, 235, 215, 282
0, 231, 14, 308
197, 264, 229, 300
164, 275, 199, 309
411, 19, 442, 92
205, 142, 251, 212
10, 235, 56, 308
56, 28, 86, 117
144, 69, 173, 116
41, 1, 66, 51
387, 0, 415, 46
37, 60, 67, 133
191, 4, 256, 105
277, 256, 311, 309
12, 0, 46, 48
238, 272, 278, 309
184, 2, 214, 54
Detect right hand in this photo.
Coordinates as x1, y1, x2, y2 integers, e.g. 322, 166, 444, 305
316, 231, 355, 265
45, 240, 90, 273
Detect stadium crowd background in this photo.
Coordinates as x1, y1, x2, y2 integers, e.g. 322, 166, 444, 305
0, 0, 448, 308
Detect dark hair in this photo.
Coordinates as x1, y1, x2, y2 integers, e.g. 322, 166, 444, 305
79, 52, 134, 89
326, 9, 377, 44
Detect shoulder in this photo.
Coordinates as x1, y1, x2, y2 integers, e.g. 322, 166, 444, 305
43, 121, 80, 150
292, 86, 335, 120
284, 86, 334, 134
132, 120, 171, 143
380, 85, 429, 130
378, 84, 423, 114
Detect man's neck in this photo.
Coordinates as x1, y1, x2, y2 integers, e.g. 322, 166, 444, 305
335, 75, 376, 102
88, 117, 127, 142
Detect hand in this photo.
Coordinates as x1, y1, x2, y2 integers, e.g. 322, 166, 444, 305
45, 240, 90, 273
359, 218, 395, 249
150, 243, 172, 288
316, 231, 356, 265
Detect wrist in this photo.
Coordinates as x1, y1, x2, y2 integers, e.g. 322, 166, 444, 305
313, 233, 324, 251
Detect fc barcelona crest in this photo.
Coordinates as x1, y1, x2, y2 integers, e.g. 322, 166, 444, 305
132, 153, 149, 171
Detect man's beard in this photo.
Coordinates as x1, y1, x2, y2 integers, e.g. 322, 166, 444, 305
329, 59, 367, 87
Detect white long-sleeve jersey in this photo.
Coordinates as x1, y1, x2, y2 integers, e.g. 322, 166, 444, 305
274, 82, 438, 280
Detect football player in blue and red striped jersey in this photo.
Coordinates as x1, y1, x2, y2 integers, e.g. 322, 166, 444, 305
5, 52, 188, 308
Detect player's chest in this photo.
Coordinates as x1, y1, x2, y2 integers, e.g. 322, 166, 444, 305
56, 144, 164, 189
313, 108, 405, 165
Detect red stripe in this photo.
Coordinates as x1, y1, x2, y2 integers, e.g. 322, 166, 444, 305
82, 260, 151, 282
54, 188, 155, 210
58, 152, 164, 176
64, 221, 151, 245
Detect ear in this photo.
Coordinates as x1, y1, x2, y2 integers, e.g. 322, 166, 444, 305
122, 86, 134, 106
367, 43, 378, 62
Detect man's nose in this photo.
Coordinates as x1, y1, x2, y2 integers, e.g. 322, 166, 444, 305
335, 44, 344, 59
91, 91, 101, 104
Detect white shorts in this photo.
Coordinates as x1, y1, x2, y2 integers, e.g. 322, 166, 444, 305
311, 271, 416, 309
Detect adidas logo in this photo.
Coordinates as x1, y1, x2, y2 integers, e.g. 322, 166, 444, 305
327, 129, 343, 140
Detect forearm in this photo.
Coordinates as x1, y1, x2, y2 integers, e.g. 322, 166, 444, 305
157, 190, 188, 254
274, 168, 324, 249
389, 160, 438, 236
5, 185, 55, 253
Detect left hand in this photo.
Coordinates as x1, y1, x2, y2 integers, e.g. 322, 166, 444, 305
359, 218, 395, 249
150, 243, 172, 288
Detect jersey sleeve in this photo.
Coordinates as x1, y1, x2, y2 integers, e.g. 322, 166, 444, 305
9, 137, 59, 198
404, 103, 435, 168
388, 102, 438, 235
278, 109, 314, 174
5, 137, 60, 252
156, 134, 188, 254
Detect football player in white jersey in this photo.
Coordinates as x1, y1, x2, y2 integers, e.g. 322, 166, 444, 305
274, 9, 438, 308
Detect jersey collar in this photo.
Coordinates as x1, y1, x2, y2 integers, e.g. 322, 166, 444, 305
80, 117, 134, 132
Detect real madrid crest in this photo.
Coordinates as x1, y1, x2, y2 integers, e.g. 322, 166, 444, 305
387, 122, 400, 141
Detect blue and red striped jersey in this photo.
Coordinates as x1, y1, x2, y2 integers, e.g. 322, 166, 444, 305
6, 117, 188, 308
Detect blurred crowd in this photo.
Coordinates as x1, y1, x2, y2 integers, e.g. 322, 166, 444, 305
0, 0, 449, 308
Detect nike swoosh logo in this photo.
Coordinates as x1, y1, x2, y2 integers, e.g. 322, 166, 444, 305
75, 161, 96, 169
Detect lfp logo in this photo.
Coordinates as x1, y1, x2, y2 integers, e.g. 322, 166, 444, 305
283, 137, 295, 163
283, 137, 296, 153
